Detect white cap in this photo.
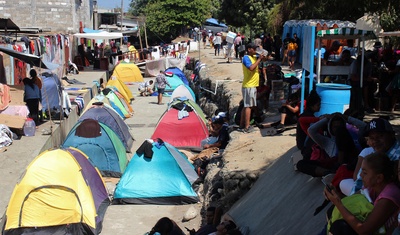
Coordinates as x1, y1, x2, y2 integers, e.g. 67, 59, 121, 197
217, 112, 226, 118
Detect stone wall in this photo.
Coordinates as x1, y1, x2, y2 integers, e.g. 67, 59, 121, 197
0, 0, 92, 33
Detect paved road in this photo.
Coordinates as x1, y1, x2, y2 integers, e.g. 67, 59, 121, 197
101, 80, 202, 235
0, 74, 202, 235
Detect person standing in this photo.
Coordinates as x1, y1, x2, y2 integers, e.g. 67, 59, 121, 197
239, 43, 265, 133
155, 70, 170, 105
293, 33, 300, 62
281, 33, 291, 65
213, 33, 222, 56
23, 77, 41, 126
234, 33, 242, 59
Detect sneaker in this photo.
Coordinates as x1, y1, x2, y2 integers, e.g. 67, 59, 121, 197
243, 126, 256, 133
275, 123, 285, 130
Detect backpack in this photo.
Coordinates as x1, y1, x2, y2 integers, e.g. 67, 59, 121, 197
266, 64, 284, 80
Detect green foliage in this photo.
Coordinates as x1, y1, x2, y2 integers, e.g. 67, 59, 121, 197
131, 0, 211, 40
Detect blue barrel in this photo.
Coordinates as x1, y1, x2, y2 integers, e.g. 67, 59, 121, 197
314, 83, 351, 116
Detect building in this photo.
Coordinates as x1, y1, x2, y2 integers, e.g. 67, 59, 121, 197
0, 0, 93, 33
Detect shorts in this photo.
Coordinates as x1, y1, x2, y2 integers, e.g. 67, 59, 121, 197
288, 50, 296, 57
242, 87, 257, 107
157, 87, 165, 94
138, 87, 145, 92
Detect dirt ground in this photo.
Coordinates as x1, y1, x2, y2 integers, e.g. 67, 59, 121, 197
188, 46, 297, 175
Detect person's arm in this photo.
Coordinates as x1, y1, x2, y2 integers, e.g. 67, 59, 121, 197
325, 188, 397, 235
243, 55, 264, 71
283, 102, 300, 114
299, 116, 320, 135
353, 156, 364, 180
308, 118, 331, 150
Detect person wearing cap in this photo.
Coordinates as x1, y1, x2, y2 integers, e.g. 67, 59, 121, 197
239, 43, 266, 133
203, 116, 230, 150
213, 32, 222, 56
155, 70, 170, 105
337, 117, 400, 196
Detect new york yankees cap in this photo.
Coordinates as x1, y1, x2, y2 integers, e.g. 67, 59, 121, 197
364, 118, 393, 136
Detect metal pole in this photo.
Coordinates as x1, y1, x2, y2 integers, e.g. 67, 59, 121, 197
120, 0, 123, 45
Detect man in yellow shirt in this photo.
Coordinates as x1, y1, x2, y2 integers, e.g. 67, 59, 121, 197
239, 43, 265, 133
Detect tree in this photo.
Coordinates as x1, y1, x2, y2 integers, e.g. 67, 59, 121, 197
143, 0, 212, 40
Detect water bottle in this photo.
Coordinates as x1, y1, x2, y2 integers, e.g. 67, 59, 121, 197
23, 118, 36, 137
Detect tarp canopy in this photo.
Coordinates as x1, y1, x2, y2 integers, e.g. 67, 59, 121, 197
205, 18, 228, 28
283, 19, 355, 28
317, 27, 377, 40
0, 18, 20, 31
73, 31, 123, 40
380, 31, 400, 37
0, 46, 59, 70
83, 28, 104, 33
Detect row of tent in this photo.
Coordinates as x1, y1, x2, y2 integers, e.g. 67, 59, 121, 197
1, 67, 207, 234
110, 62, 190, 93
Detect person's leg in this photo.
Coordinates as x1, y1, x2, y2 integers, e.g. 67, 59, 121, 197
240, 106, 246, 129
158, 93, 162, 104
244, 107, 251, 129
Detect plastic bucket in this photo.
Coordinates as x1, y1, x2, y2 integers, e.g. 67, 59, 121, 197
314, 83, 351, 116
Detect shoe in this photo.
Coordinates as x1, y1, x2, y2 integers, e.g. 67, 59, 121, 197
275, 123, 285, 130
243, 126, 256, 133
236, 128, 245, 133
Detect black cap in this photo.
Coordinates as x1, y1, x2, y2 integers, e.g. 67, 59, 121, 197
246, 43, 258, 50
363, 118, 393, 136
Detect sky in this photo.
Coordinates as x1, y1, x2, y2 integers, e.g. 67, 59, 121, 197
97, 0, 130, 11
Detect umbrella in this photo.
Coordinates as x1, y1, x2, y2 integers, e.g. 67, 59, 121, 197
0, 46, 59, 70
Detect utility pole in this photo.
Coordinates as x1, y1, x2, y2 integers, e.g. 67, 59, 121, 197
120, 0, 123, 45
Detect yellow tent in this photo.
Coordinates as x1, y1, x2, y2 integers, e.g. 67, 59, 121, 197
111, 62, 143, 83
3, 148, 109, 234
107, 76, 134, 101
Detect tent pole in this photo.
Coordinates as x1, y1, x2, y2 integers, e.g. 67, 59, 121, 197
317, 37, 321, 83
360, 34, 365, 88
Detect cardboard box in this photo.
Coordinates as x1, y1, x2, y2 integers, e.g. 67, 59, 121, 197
226, 31, 237, 44
0, 113, 26, 131
8, 85, 25, 105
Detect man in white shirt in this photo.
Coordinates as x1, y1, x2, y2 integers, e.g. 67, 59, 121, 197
138, 80, 154, 96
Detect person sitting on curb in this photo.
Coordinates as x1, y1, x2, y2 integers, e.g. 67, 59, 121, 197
209, 220, 239, 235
138, 80, 154, 96
324, 152, 400, 235
202, 117, 230, 150
275, 88, 302, 130
144, 217, 185, 235
188, 207, 218, 235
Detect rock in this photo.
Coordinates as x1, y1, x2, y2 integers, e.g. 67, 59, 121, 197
182, 206, 198, 222
225, 179, 239, 190
246, 172, 258, 181
239, 179, 251, 189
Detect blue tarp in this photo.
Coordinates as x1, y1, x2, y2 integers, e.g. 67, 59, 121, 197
205, 18, 228, 28
83, 28, 104, 33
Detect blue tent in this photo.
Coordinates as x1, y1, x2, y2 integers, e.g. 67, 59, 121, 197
113, 141, 199, 205
164, 74, 185, 92
165, 67, 189, 86
79, 104, 134, 152
62, 119, 128, 178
